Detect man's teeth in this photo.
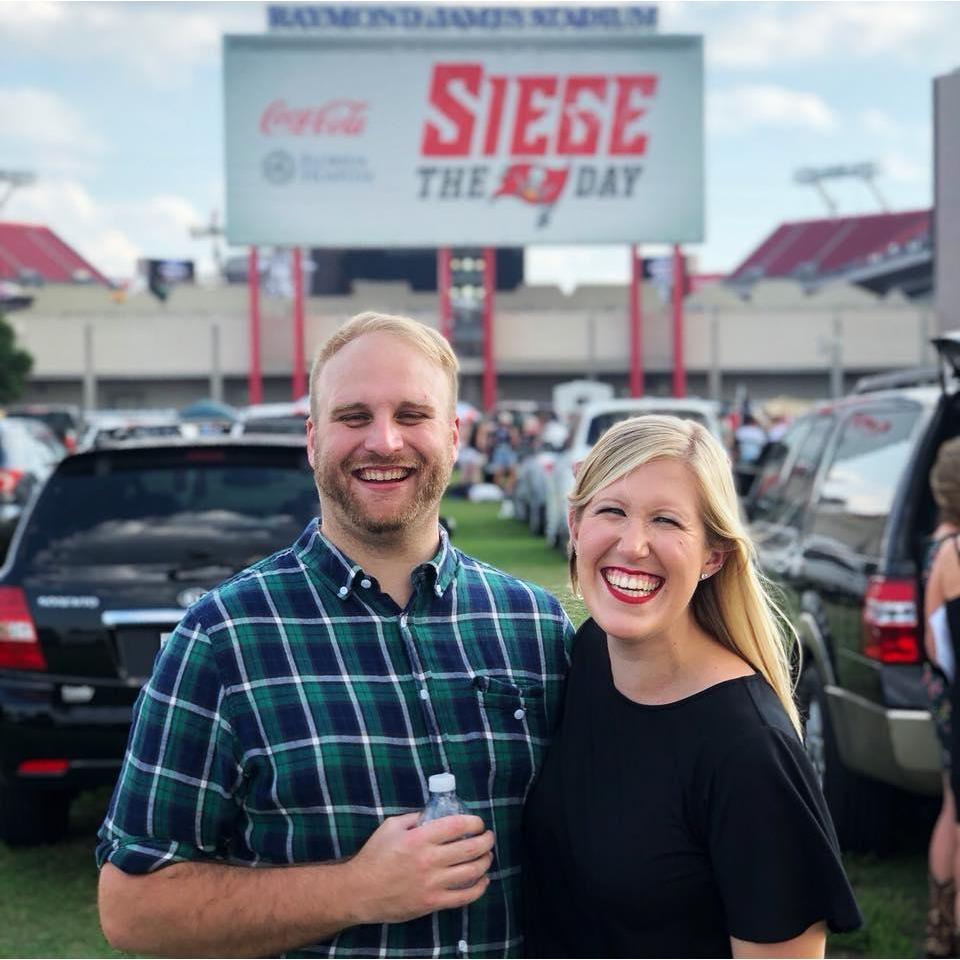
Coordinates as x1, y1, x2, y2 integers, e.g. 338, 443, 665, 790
603, 570, 662, 594
357, 468, 411, 481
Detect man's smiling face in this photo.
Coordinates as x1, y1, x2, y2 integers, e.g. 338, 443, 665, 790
307, 331, 459, 542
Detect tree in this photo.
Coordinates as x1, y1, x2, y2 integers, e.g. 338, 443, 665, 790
0, 312, 34, 403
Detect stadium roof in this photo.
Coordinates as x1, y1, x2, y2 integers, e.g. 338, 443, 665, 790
728, 209, 931, 297
0, 222, 109, 286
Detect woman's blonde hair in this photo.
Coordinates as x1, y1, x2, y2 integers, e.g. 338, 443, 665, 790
568, 414, 801, 734
931, 436, 960, 527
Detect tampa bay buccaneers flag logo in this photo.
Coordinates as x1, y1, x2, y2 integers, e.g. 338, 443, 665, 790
493, 163, 569, 227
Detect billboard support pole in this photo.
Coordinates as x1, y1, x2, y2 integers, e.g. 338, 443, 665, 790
629, 245, 644, 397
248, 247, 262, 405
672, 243, 686, 398
438, 248, 452, 341
482, 247, 496, 413
292, 247, 305, 399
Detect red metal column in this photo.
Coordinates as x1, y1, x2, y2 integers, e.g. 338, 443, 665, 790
629, 245, 644, 397
247, 247, 262, 405
292, 248, 305, 399
672, 243, 686, 398
482, 247, 496, 412
437, 247, 452, 341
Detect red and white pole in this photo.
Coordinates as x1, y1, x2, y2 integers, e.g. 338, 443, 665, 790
247, 247, 262, 405
482, 247, 496, 412
437, 248, 452, 342
629, 245, 644, 397
292, 247, 305, 399
672, 243, 686, 398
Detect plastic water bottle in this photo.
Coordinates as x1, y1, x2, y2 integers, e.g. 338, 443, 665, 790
417, 772, 469, 825
418, 772, 476, 889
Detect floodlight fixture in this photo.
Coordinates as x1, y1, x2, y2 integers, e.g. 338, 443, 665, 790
793, 162, 888, 216
0, 169, 36, 214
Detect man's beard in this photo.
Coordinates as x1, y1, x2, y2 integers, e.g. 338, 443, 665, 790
315, 451, 452, 536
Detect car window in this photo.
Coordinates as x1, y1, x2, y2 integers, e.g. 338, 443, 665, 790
751, 413, 835, 529
747, 416, 814, 519
17, 450, 319, 570
808, 404, 923, 556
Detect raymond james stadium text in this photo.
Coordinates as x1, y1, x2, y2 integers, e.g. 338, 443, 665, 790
267, 5, 659, 32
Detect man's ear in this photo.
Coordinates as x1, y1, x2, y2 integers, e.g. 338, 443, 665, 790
567, 508, 579, 547
306, 418, 317, 468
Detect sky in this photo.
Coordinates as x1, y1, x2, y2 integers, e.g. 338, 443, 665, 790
0, 0, 956, 288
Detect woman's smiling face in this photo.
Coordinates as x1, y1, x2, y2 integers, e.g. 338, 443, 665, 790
569, 458, 723, 647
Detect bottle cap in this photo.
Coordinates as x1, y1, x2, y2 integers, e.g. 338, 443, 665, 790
428, 772, 456, 793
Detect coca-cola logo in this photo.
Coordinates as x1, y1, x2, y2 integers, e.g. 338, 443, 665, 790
260, 99, 368, 136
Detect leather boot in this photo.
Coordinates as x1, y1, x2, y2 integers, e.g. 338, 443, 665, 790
925, 874, 954, 958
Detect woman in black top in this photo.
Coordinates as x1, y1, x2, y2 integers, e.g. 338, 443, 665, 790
921, 436, 960, 957
523, 415, 861, 958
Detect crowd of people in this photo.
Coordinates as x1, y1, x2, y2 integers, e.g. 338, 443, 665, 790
95, 311, 862, 958
455, 406, 568, 516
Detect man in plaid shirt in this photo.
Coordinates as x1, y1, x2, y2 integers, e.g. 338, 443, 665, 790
97, 312, 573, 957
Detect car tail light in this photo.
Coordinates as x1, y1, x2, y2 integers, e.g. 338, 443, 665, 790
0, 468, 24, 498
862, 576, 919, 663
18, 759, 68, 776
0, 587, 46, 671
63, 431, 77, 454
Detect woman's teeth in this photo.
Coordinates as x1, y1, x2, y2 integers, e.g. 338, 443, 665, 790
603, 570, 662, 595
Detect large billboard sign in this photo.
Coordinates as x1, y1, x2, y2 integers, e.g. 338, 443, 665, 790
223, 35, 703, 247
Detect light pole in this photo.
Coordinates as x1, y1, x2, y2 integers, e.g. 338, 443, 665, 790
0, 170, 36, 215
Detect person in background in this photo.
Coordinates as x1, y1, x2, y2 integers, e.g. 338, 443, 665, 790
922, 437, 960, 958
96, 311, 573, 958
733, 413, 768, 497
488, 410, 520, 518
523, 414, 861, 958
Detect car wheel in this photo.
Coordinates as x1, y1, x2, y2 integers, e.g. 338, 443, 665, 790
0, 782, 71, 846
798, 665, 898, 854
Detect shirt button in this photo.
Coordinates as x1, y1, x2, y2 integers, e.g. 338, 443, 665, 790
458, 940, 468, 954
419, 688, 429, 701
514, 708, 525, 720
360, 578, 372, 589
337, 586, 348, 598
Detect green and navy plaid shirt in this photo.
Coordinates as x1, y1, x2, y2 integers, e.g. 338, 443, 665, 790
96, 518, 573, 958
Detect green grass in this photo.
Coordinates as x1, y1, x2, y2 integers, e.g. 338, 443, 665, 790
0, 497, 929, 957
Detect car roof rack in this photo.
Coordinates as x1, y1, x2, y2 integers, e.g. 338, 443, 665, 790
851, 366, 940, 394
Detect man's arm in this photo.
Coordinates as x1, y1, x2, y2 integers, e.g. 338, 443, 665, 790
99, 813, 494, 957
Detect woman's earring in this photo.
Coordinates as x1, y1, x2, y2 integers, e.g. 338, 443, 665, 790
699, 572, 709, 581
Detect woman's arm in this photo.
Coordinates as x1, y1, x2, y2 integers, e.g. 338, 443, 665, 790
926, 539, 947, 663
731, 920, 826, 959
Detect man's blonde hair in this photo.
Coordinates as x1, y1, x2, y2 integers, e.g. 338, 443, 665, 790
310, 311, 460, 421
568, 414, 801, 734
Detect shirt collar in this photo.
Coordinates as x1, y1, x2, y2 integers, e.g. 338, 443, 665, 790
295, 518, 460, 601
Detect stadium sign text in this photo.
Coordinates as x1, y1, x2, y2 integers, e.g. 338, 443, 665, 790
267, 4, 658, 34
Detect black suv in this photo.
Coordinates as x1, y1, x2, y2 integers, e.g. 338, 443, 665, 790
0, 437, 320, 845
745, 333, 960, 851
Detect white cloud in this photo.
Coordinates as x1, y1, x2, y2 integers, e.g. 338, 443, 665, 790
667, 1, 956, 71
0, 1, 261, 88
2, 178, 210, 279
708, 85, 837, 135
880, 151, 929, 187
859, 108, 901, 140
0, 88, 104, 154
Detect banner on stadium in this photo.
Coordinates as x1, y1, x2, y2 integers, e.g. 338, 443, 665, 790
223, 34, 703, 246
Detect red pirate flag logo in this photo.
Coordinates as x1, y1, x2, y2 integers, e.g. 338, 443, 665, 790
493, 163, 569, 227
